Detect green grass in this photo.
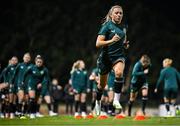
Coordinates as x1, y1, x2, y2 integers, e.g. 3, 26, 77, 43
0, 116, 180, 126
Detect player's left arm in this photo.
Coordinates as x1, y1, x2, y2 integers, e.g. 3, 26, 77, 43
155, 69, 165, 92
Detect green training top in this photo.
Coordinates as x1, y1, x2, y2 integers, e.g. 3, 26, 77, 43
156, 66, 180, 89
23, 65, 49, 91
5, 64, 17, 84
71, 69, 88, 89
13, 62, 33, 85
131, 61, 150, 84
98, 20, 125, 57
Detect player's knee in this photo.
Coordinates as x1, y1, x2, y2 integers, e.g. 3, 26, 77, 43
130, 97, 135, 102
115, 71, 123, 78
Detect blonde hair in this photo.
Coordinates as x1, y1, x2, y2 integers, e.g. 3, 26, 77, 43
70, 60, 84, 74
103, 5, 123, 24
163, 58, 173, 66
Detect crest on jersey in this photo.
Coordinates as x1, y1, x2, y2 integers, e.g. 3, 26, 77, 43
40, 71, 44, 74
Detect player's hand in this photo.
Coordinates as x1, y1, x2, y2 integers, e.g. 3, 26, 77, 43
89, 74, 95, 80
37, 83, 42, 89
144, 69, 149, 74
57, 85, 62, 90
73, 89, 78, 93
154, 88, 157, 93
124, 41, 130, 49
112, 34, 120, 42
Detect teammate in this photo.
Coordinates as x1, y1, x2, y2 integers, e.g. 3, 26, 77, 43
71, 60, 88, 118
13, 53, 33, 118
23, 55, 51, 118
50, 78, 63, 114
128, 55, 151, 116
4, 56, 19, 118
154, 58, 180, 116
95, 5, 129, 115
64, 79, 74, 115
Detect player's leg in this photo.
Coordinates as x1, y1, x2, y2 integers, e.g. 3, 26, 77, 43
128, 91, 137, 116
113, 61, 125, 109
107, 71, 115, 115
91, 90, 96, 111
102, 91, 109, 115
170, 89, 179, 116
8, 92, 15, 119
164, 88, 171, 116
141, 86, 148, 115
95, 74, 108, 116
80, 92, 87, 117
44, 95, 57, 116
74, 93, 80, 116
28, 90, 36, 118
23, 94, 29, 115
17, 89, 25, 116
108, 90, 114, 115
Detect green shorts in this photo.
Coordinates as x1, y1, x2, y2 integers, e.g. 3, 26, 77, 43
130, 82, 148, 93
27, 83, 37, 91
97, 51, 125, 75
164, 88, 178, 99
17, 83, 28, 94
74, 86, 87, 94
9, 84, 16, 94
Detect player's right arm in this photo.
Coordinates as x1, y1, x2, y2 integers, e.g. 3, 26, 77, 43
132, 63, 146, 76
96, 34, 120, 48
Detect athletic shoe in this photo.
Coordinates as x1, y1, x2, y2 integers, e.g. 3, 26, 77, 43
81, 112, 87, 118
166, 111, 173, 117
36, 112, 44, 117
94, 100, 101, 116
10, 113, 14, 119
74, 112, 79, 117
113, 100, 122, 109
20, 116, 27, 119
49, 111, 58, 116
0, 113, 4, 118
30, 113, 36, 119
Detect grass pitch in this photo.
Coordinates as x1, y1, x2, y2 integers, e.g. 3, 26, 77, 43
0, 116, 180, 126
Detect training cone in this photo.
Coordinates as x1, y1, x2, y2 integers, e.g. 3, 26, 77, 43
97, 115, 108, 119
134, 110, 146, 121
74, 115, 83, 119
115, 113, 126, 119
86, 114, 94, 119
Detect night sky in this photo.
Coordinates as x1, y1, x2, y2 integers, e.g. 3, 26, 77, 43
0, 0, 179, 85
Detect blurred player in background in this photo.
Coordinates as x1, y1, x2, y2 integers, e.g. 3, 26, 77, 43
13, 53, 33, 118
154, 58, 180, 116
128, 55, 151, 116
71, 60, 88, 118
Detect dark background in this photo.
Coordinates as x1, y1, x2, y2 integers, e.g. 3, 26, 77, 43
0, 0, 179, 99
